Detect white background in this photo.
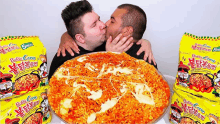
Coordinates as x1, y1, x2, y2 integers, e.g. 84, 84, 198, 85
0, 0, 220, 77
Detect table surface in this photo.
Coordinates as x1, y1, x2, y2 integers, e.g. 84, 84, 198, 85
49, 75, 175, 124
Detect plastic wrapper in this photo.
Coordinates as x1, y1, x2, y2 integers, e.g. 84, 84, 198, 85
0, 86, 52, 124
173, 33, 220, 101
170, 33, 220, 124
170, 88, 220, 124
0, 36, 49, 100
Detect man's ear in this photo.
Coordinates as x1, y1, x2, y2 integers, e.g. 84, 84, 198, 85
75, 34, 85, 44
121, 26, 133, 37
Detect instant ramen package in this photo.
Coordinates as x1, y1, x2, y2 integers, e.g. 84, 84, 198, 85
0, 86, 52, 124
174, 33, 220, 101
170, 88, 220, 124
170, 33, 220, 124
0, 36, 49, 100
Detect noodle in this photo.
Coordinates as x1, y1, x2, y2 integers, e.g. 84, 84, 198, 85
48, 52, 170, 123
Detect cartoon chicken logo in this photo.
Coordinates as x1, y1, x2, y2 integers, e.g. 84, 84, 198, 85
213, 70, 220, 97
0, 72, 14, 99
176, 61, 190, 87
39, 55, 48, 78
170, 101, 183, 124
40, 92, 50, 121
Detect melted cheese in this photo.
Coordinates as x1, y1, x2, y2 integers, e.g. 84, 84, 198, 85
62, 98, 73, 108
60, 98, 73, 115
130, 83, 155, 105
120, 84, 127, 93
85, 63, 98, 72
97, 64, 133, 77
87, 98, 120, 123
100, 98, 119, 113
87, 113, 96, 123
87, 86, 128, 123
60, 108, 68, 115
105, 67, 133, 75
54, 67, 69, 79
55, 58, 156, 122
77, 56, 87, 62
88, 90, 103, 100
55, 68, 77, 80
60, 82, 103, 116
97, 64, 106, 77
72, 82, 102, 100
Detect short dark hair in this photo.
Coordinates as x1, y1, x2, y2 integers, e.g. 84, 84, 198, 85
61, 0, 93, 39
117, 4, 147, 41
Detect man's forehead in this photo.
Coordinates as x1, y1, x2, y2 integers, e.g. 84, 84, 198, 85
111, 8, 127, 19
82, 11, 99, 25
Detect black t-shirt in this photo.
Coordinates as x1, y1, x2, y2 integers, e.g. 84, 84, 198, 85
125, 43, 158, 69
48, 46, 92, 80
93, 42, 105, 51
48, 42, 157, 80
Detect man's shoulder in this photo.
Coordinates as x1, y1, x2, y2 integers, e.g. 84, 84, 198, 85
126, 44, 142, 59
128, 44, 141, 52
52, 51, 74, 63
51, 49, 89, 64
49, 52, 75, 74
126, 44, 158, 69
94, 42, 106, 52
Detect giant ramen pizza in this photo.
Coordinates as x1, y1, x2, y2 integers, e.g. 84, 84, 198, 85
48, 52, 170, 123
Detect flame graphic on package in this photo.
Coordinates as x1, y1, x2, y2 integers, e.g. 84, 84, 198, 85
189, 85, 214, 93
13, 80, 41, 95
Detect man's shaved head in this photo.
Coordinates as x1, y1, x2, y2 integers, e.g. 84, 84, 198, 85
117, 4, 147, 40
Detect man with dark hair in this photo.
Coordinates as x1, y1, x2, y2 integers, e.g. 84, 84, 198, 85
62, 0, 92, 40
57, 2, 157, 68
48, 0, 107, 79
119, 4, 146, 41
49, 1, 158, 79
57, 4, 156, 65
105, 4, 152, 62
108, 4, 147, 41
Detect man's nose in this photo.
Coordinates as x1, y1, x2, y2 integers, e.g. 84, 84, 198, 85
105, 20, 110, 26
100, 22, 106, 29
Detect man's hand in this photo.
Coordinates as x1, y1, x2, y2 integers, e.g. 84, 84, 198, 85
57, 32, 80, 57
106, 33, 134, 53
136, 39, 156, 65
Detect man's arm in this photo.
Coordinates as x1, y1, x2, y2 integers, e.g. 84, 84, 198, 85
105, 34, 156, 65
48, 53, 70, 80
57, 32, 156, 64
136, 39, 156, 65
57, 32, 79, 57
57, 32, 134, 55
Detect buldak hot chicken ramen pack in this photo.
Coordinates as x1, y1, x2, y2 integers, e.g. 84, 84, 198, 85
170, 33, 220, 124
0, 36, 51, 124
0, 36, 49, 100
